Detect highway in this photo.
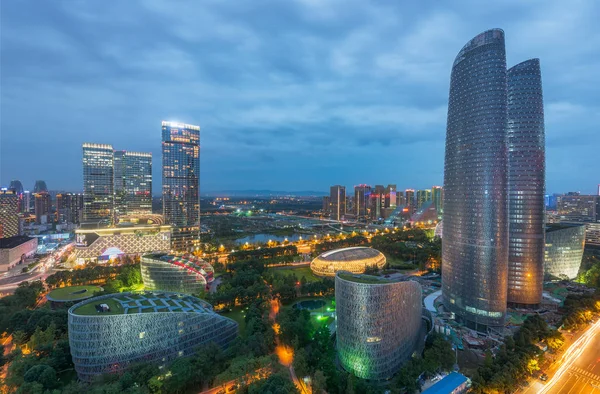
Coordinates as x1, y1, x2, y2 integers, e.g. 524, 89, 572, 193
530, 319, 600, 394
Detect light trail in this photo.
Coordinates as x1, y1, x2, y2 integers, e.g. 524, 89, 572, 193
539, 319, 600, 394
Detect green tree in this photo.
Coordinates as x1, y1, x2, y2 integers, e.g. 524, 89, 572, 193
23, 364, 58, 390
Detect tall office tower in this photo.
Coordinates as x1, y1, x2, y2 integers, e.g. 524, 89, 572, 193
442, 29, 508, 331
83, 143, 114, 224
329, 185, 346, 221
33, 180, 48, 194
8, 180, 26, 213
56, 193, 84, 224
416, 189, 432, 210
432, 186, 443, 216
322, 196, 331, 213
370, 185, 385, 220
114, 151, 152, 217
162, 121, 200, 251
506, 59, 545, 308
22, 191, 31, 214
113, 150, 126, 217
598, 185, 600, 196
0, 189, 19, 238
396, 193, 406, 207
385, 184, 397, 208
354, 184, 371, 220
405, 189, 415, 211
34, 192, 51, 224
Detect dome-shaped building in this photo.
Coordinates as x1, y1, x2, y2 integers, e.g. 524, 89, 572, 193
310, 247, 386, 277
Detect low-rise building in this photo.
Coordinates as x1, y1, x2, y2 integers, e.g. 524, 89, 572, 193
423, 372, 470, 394
0, 236, 38, 272
141, 254, 214, 294
311, 247, 386, 277
74, 224, 171, 264
544, 223, 586, 280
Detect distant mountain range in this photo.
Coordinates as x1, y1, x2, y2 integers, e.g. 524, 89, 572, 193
200, 190, 328, 197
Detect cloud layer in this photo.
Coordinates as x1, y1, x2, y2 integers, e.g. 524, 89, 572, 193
1, 0, 598, 193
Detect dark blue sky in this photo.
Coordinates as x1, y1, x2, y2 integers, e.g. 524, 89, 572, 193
1, 0, 598, 194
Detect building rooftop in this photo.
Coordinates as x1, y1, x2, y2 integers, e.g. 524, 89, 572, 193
422, 372, 468, 394
47, 285, 103, 302
144, 253, 214, 276
71, 291, 213, 316
336, 271, 407, 285
0, 235, 35, 249
546, 223, 585, 233
318, 247, 382, 261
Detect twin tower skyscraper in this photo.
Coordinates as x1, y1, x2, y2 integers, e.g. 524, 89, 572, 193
442, 29, 546, 331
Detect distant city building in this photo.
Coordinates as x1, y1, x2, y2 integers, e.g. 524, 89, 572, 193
329, 185, 346, 221
0, 235, 38, 272
544, 224, 585, 280
434, 221, 443, 239
22, 191, 32, 214
0, 189, 19, 238
354, 185, 371, 220
56, 193, 84, 224
396, 192, 406, 207
584, 223, 600, 249
416, 189, 432, 210
336, 272, 422, 380
33, 180, 48, 194
322, 196, 330, 213
114, 150, 153, 217
311, 247, 386, 277
432, 186, 443, 216
385, 184, 397, 208
557, 195, 599, 222
83, 143, 114, 224
8, 180, 27, 213
34, 192, 51, 225
410, 201, 439, 225
8, 180, 24, 195
141, 254, 214, 294
442, 29, 509, 331
68, 291, 238, 382
73, 224, 171, 264
507, 58, 546, 309
370, 185, 385, 220
162, 121, 200, 252
405, 189, 415, 212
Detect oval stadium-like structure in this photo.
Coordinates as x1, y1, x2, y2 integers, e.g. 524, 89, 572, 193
310, 247, 386, 277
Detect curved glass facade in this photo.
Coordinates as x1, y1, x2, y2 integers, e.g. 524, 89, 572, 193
310, 247, 386, 277
442, 29, 508, 330
544, 224, 585, 280
68, 291, 237, 382
336, 272, 422, 380
141, 254, 214, 294
507, 59, 545, 308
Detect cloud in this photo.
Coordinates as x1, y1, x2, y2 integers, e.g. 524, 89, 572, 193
0, 0, 598, 193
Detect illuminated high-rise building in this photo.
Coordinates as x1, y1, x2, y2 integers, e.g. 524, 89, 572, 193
83, 143, 114, 224
162, 121, 200, 251
416, 189, 432, 210
404, 189, 415, 211
506, 59, 545, 308
329, 185, 346, 221
396, 193, 406, 207
354, 185, 371, 220
114, 150, 152, 217
370, 185, 385, 220
34, 192, 51, 224
385, 184, 397, 208
442, 29, 508, 331
432, 186, 443, 216
0, 189, 19, 238
8, 180, 27, 213
56, 193, 84, 224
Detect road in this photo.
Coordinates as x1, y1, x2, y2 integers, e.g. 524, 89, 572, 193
521, 319, 600, 394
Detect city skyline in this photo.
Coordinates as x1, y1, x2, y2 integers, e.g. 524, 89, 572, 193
1, 1, 599, 193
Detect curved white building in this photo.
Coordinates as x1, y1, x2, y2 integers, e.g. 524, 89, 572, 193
335, 272, 422, 380
68, 291, 237, 382
310, 247, 386, 277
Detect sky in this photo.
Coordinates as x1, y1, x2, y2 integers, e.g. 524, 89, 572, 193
1, 0, 598, 194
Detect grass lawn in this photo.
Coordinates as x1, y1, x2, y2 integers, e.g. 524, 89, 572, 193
47, 285, 102, 301
73, 298, 124, 316
270, 266, 321, 282
220, 306, 247, 336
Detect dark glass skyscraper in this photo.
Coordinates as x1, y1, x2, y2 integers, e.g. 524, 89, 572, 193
162, 121, 200, 252
114, 151, 152, 217
83, 143, 114, 224
442, 29, 509, 330
329, 185, 346, 221
507, 59, 545, 308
